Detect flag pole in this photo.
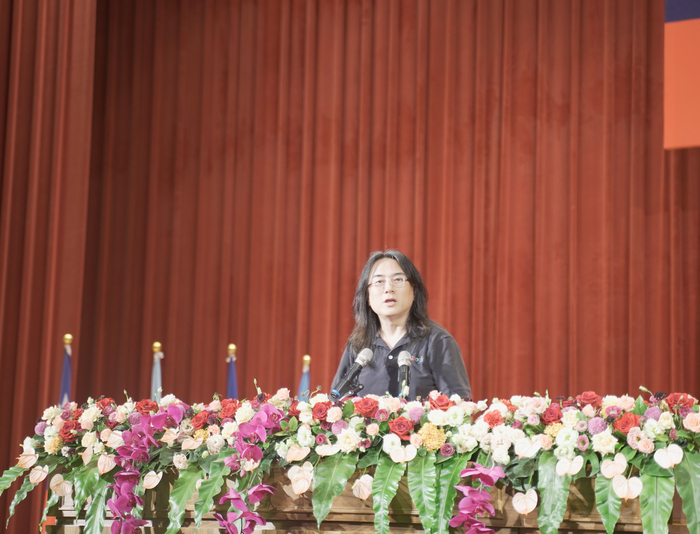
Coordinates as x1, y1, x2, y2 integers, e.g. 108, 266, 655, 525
226, 344, 238, 400
298, 354, 311, 402
151, 342, 163, 403
59, 334, 73, 407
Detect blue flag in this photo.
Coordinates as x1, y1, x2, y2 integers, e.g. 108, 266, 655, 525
59, 343, 72, 407
298, 357, 310, 402
151, 350, 163, 403
227, 354, 238, 399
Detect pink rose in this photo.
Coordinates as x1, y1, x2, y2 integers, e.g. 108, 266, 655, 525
366, 423, 380, 436
618, 396, 636, 412
275, 388, 291, 401
384, 397, 402, 413
533, 434, 553, 451
581, 404, 597, 418
208, 425, 220, 435
683, 412, 700, 433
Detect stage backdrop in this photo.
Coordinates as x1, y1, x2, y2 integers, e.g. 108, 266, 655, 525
1, 0, 699, 530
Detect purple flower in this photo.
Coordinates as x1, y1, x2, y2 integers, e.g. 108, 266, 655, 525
375, 409, 390, 422
644, 407, 662, 421
213, 512, 239, 534
527, 414, 540, 426
224, 455, 241, 471
679, 407, 692, 418
127, 412, 142, 426
359, 438, 372, 449
34, 421, 48, 436
331, 420, 348, 435
407, 407, 425, 423
512, 420, 523, 430
460, 464, 505, 488
219, 488, 247, 511
588, 417, 607, 435
577, 435, 590, 451
316, 434, 328, 445
102, 404, 115, 416
670, 428, 678, 440
320, 421, 333, 431
605, 406, 622, 418
575, 420, 588, 432
441, 443, 455, 457
61, 410, 71, 421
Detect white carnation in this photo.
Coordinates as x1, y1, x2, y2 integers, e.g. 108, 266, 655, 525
427, 410, 448, 426
493, 445, 511, 465
297, 426, 315, 448
643, 419, 662, 440
445, 406, 465, 427
382, 434, 401, 454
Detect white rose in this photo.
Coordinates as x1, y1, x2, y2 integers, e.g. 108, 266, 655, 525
493, 445, 511, 465
42, 406, 62, 422
159, 394, 178, 406
337, 428, 361, 453
348, 416, 364, 430
221, 421, 239, 439
382, 434, 402, 454
309, 394, 329, 405
658, 412, 674, 430
23, 437, 37, 452
592, 429, 618, 456
428, 410, 448, 426
477, 400, 488, 411
81, 432, 98, 448
235, 402, 255, 423
561, 410, 580, 429
206, 434, 226, 455
173, 454, 188, 470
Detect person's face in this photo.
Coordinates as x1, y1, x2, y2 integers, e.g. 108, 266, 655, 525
367, 258, 415, 325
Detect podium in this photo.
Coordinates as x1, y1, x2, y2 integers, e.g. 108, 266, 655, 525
46, 468, 688, 533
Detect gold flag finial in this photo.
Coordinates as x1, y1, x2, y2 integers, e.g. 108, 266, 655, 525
153, 341, 162, 353
63, 334, 73, 345
302, 354, 311, 366
228, 344, 237, 355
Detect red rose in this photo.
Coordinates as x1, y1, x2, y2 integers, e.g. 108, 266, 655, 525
542, 404, 563, 425
219, 401, 240, 419
388, 416, 415, 440
613, 412, 639, 435
665, 393, 698, 410
312, 401, 332, 422
136, 399, 159, 415
71, 408, 83, 420
429, 395, 455, 412
59, 420, 81, 443
96, 397, 115, 410
287, 401, 301, 419
484, 410, 504, 429
191, 411, 209, 430
354, 398, 379, 418
576, 391, 603, 408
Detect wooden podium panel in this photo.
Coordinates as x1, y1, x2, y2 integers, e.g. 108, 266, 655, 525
46, 468, 688, 533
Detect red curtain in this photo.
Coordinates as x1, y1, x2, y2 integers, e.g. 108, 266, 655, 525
1, 0, 698, 529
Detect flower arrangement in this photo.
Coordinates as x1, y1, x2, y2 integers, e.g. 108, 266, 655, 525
2, 387, 700, 534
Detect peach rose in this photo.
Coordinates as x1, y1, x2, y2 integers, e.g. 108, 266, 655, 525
637, 438, 655, 455
366, 423, 380, 436
618, 396, 636, 412
581, 404, 597, 418
326, 406, 343, 423
683, 412, 700, 433
384, 397, 402, 413
409, 433, 422, 448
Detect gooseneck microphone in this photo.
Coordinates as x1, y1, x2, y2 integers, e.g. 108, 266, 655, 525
397, 351, 412, 398
330, 348, 374, 401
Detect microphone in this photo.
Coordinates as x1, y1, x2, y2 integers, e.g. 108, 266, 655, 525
330, 348, 374, 401
397, 351, 411, 398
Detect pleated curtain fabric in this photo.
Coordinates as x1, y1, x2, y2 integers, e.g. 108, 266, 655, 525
1, 1, 699, 530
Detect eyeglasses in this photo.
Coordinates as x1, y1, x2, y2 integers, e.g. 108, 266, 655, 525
368, 276, 409, 290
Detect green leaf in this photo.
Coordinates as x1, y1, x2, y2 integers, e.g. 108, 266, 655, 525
639, 473, 675, 534
40, 491, 61, 529
594, 476, 622, 534
73, 461, 100, 513
633, 396, 648, 416
372, 455, 406, 534
504, 457, 537, 491
84, 477, 110, 534
342, 401, 355, 418
165, 465, 206, 534
536, 451, 571, 534
674, 451, 700, 534
434, 453, 470, 534
0, 466, 27, 497
312, 452, 359, 526
7, 474, 39, 526
407, 453, 437, 533
358, 447, 380, 469
194, 460, 231, 525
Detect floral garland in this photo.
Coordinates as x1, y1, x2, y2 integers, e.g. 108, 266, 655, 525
3, 387, 700, 534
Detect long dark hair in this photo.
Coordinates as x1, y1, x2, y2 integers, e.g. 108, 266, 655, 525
348, 250, 432, 353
